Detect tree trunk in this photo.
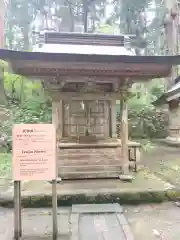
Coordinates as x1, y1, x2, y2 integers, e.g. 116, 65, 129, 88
0, 1, 6, 104
0, 68, 7, 105
22, 24, 29, 51
83, 0, 88, 32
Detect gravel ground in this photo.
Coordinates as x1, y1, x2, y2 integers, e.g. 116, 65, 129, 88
124, 202, 180, 240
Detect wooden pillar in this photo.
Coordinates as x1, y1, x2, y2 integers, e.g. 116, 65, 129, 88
119, 92, 133, 180
52, 100, 63, 141
52, 100, 62, 182
111, 98, 117, 138
52, 101, 59, 129
167, 100, 180, 139
120, 93, 129, 173
59, 100, 63, 139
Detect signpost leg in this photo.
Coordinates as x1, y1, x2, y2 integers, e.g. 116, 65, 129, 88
52, 179, 58, 240
14, 181, 22, 240
18, 181, 22, 237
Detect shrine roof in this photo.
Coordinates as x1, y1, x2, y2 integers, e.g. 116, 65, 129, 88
0, 32, 180, 66
1, 32, 180, 87
1, 48, 180, 64
33, 43, 135, 56
168, 81, 180, 94
0, 48, 179, 80
153, 76, 180, 106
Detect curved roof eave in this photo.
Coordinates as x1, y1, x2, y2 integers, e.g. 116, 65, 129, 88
33, 43, 136, 56
0, 48, 180, 65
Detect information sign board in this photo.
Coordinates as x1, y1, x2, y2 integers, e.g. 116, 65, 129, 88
12, 124, 56, 181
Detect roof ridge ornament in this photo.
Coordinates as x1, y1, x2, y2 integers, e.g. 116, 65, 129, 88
33, 31, 137, 48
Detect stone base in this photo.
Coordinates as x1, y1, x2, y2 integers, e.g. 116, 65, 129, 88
161, 137, 180, 147
119, 174, 134, 182
0, 171, 176, 207
48, 177, 62, 184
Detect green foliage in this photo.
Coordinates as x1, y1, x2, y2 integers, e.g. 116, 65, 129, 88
0, 153, 11, 179
150, 85, 164, 98
0, 72, 52, 152
4, 72, 42, 103
116, 81, 168, 139
128, 105, 168, 138
0, 97, 52, 152
117, 94, 168, 139
13, 97, 52, 124
96, 24, 118, 34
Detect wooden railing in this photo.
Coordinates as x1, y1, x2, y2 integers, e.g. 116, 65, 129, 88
128, 147, 137, 172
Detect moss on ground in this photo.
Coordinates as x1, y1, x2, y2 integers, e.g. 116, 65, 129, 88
1, 189, 180, 208
21, 190, 180, 207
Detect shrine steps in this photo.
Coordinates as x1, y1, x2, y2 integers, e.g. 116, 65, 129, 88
58, 148, 122, 179
58, 164, 122, 179
60, 159, 122, 166
58, 171, 121, 179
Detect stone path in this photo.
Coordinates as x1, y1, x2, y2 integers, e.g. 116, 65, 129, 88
0, 204, 134, 240
0, 203, 180, 239
0, 207, 70, 240
71, 204, 134, 240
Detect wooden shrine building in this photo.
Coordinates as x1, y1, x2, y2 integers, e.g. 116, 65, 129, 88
0, 32, 179, 180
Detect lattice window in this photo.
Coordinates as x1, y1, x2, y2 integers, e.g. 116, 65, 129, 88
63, 100, 110, 138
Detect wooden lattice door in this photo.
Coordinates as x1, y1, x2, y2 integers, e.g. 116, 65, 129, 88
63, 100, 110, 138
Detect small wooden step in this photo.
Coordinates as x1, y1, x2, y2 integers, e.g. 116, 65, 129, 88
59, 165, 122, 173
58, 154, 108, 161
58, 171, 121, 179
58, 148, 121, 155
59, 159, 121, 166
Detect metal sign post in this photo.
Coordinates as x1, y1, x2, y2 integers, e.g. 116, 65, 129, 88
12, 124, 58, 240
14, 181, 22, 240
52, 179, 58, 240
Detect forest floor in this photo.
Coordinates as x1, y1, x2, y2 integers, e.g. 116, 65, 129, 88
140, 141, 180, 187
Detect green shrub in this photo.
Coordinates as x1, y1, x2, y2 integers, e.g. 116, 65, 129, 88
0, 96, 52, 152
116, 103, 168, 139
